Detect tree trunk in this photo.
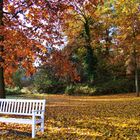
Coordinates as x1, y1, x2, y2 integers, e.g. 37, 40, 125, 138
0, 68, 5, 98
84, 19, 97, 84
135, 66, 139, 97
105, 29, 111, 56
134, 48, 139, 96
0, 0, 5, 98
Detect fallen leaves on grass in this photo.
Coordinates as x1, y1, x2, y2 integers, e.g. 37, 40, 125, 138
0, 94, 140, 139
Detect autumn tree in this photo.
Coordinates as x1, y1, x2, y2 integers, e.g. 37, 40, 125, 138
58, 0, 104, 83
0, 0, 63, 98
113, 0, 140, 96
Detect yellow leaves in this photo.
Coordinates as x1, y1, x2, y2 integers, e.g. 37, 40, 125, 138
46, 94, 140, 139
7, 5, 15, 14
43, 12, 49, 19
122, 6, 127, 14
118, 33, 127, 40
113, 0, 140, 54
26, 13, 34, 20
67, 5, 74, 11
136, 34, 140, 40
115, 0, 140, 16
61, 0, 103, 43
0, 94, 140, 139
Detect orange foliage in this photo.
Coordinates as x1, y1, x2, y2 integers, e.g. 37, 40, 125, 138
0, 0, 103, 85
47, 50, 80, 82
0, 0, 63, 85
2, 28, 45, 84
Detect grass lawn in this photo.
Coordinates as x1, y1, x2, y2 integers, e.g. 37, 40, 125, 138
0, 93, 140, 139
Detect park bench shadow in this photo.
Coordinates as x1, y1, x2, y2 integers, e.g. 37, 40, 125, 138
0, 129, 31, 137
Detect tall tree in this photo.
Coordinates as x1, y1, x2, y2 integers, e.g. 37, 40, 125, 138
113, 0, 140, 96
0, 0, 62, 98
59, 0, 104, 83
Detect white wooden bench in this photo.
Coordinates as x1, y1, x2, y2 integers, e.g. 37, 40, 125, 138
0, 99, 46, 138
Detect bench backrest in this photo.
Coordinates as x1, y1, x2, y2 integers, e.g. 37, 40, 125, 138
0, 99, 46, 116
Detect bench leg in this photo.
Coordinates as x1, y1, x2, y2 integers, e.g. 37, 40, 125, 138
32, 123, 35, 138
41, 120, 44, 133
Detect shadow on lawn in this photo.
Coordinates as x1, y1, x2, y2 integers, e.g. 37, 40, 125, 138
0, 129, 31, 137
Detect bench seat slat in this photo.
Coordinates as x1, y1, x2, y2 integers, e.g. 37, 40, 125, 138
0, 117, 43, 124
0, 111, 43, 116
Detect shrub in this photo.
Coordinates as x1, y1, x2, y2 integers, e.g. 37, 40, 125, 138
65, 78, 136, 96
6, 87, 22, 95
37, 82, 66, 94
95, 78, 135, 95
65, 85, 76, 95
12, 69, 25, 89
65, 84, 96, 95
33, 69, 66, 94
